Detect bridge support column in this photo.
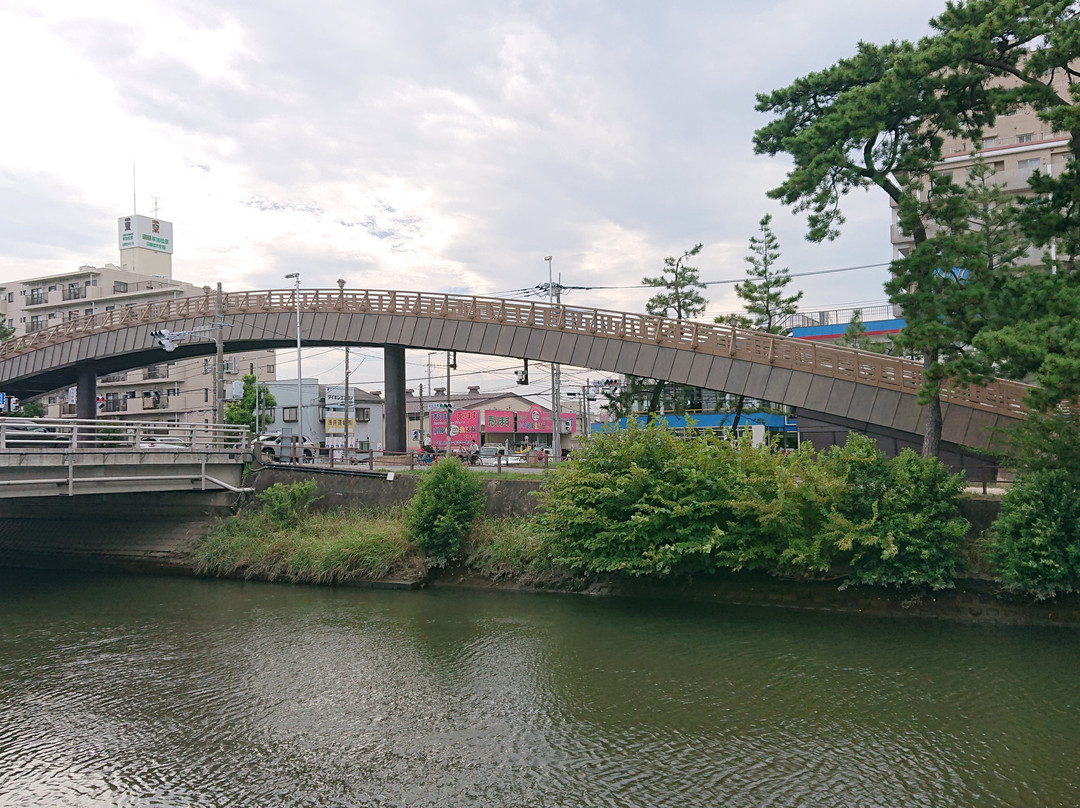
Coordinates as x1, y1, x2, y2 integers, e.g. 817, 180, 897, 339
76, 360, 97, 421
383, 345, 407, 454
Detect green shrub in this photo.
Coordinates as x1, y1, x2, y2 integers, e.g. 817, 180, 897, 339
405, 457, 485, 562
537, 422, 741, 576
714, 437, 840, 577
988, 469, 1080, 599
258, 480, 321, 527
823, 438, 969, 589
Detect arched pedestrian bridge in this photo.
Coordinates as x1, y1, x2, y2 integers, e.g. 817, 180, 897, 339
0, 288, 1030, 454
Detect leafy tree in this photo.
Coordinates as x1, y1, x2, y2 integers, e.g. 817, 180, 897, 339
732, 214, 802, 334
14, 400, 46, 418
405, 457, 485, 563
224, 374, 276, 433
641, 244, 707, 414
754, 36, 996, 456
0, 322, 12, 343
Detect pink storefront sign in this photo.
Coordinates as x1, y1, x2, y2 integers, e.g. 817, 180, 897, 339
431, 409, 481, 447
516, 404, 576, 433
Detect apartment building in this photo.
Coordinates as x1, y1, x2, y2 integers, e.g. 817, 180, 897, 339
890, 69, 1073, 260
0, 214, 276, 423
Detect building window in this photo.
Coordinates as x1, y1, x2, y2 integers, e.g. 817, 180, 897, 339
1017, 133, 1033, 144
6, 292, 12, 302
358, 440, 371, 451
1018, 157, 1041, 177
113, 281, 128, 293
166, 388, 180, 397
29, 289, 45, 305
204, 388, 209, 403
84, 309, 93, 316
67, 311, 79, 321
48, 285, 57, 292
356, 407, 371, 422
283, 406, 298, 422
982, 136, 998, 148
265, 365, 275, 374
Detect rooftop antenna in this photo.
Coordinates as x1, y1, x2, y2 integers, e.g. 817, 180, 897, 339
150, 196, 162, 217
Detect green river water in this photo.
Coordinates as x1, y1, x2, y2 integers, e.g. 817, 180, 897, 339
1, 570, 1078, 807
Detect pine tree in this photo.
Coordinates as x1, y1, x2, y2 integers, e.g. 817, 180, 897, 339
732, 214, 802, 334
641, 244, 707, 414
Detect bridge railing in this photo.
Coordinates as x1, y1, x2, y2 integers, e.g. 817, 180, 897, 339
0, 287, 1033, 420
0, 417, 250, 451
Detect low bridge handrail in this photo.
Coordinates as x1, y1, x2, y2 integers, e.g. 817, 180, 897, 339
0, 416, 250, 451
0, 287, 1033, 420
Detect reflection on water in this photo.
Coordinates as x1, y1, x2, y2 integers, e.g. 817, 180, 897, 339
1, 571, 1078, 807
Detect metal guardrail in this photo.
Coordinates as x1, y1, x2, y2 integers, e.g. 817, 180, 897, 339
0, 416, 250, 451
0, 288, 1033, 420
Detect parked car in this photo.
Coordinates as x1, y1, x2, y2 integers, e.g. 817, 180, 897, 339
477, 445, 526, 466
0, 424, 68, 447
138, 437, 191, 449
256, 433, 317, 462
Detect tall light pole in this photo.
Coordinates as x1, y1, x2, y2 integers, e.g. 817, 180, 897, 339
545, 255, 561, 459
285, 272, 303, 448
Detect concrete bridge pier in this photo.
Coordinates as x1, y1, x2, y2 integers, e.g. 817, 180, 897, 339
76, 360, 97, 421
383, 345, 406, 453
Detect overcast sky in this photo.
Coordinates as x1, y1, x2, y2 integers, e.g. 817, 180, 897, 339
0, 0, 950, 397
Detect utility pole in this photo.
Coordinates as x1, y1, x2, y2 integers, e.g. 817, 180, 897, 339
418, 383, 425, 446
343, 346, 351, 463
446, 350, 452, 454
213, 283, 225, 425
545, 255, 562, 460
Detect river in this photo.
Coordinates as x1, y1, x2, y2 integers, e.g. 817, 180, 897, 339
1, 570, 1078, 807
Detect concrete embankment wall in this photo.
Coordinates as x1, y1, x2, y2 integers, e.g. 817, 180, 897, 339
250, 465, 542, 517
0, 490, 237, 572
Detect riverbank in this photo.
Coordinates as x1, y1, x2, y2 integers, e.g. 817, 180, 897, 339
184, 477, 1080, 627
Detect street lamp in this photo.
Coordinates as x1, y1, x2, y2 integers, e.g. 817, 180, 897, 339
285, 272, 303, 451
545, 255, 561, 459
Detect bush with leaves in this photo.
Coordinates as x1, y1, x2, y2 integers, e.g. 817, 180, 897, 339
405, 457, 485, 563
258, 480, 321, 528
822, 437, 969, 589
537, 421, 739, 576
988, 469, 1080, 599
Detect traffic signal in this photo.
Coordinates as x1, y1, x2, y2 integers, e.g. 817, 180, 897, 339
151, 329, 180, 352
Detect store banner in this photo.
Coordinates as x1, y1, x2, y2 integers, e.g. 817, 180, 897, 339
484, 409, 515, 433
516, 404, 576, 433
431, 409, 481, 447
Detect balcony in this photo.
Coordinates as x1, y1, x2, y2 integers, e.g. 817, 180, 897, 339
62, 287, 85, 301
143, 366, 169, 380
28, 291, 47, 306
100, 372, 129, 384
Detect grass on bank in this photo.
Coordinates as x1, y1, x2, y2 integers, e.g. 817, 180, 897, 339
191, 508, 577, 588
191, 505, 419, 584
